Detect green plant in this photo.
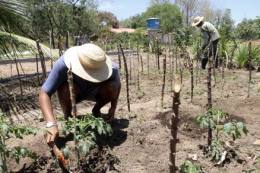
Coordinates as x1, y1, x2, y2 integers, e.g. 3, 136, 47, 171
234, 44, 260, 68
196, 108, 248, 162
179, 160, 202, 173
223, 122, 248, 141
207, 139, 223, 161
62, 114, 112, 159
0, 114, 37, 173
196, 108, 227, 130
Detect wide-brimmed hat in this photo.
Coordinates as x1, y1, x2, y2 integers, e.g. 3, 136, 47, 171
64, 43, 112, 83
192, 16, 204, 27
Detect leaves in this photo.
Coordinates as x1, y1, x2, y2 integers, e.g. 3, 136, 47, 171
180, 160, 202, 173
0, 113, 37, 171
62, 114, 113, 157
196, 108, 227, 129
11, 146, 37, 163
224, 122, 248, 141
208, 139, 223, 161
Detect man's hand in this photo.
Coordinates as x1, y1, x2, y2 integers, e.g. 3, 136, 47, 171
45, 126, 59, 146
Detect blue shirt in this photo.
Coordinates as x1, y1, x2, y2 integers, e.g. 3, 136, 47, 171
42, 56, 119, 101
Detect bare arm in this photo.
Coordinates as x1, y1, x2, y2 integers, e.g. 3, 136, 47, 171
39, 89, 56, 122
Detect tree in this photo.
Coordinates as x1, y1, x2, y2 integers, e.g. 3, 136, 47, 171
175, 0, 199, 26
0, 0, 26, 31
97, 11, 119, 28
236, 18, 260, 40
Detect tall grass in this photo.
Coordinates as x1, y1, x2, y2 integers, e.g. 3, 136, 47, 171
234, 44, 260, 68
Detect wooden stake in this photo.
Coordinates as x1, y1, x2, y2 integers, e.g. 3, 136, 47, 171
147, 53, 150, 78
35, 55, 40, 85
207, 48, 213, 146
190, 57, 194, 102
161, 55, 166, 108
169, 79, 181, 173
248, 42, 252, 98
119, 44, 131, 112
36, 40, 47, 80
117, 44, 122, 69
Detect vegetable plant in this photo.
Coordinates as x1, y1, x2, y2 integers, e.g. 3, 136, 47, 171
61, 114, 113, 167
196, 108, 248, 162
0, 113, 37, 173
179, 160, 202, 173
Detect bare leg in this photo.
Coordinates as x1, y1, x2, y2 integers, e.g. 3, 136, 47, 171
92, 101, 109, 117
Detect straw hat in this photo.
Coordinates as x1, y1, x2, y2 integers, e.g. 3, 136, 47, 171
192, 16, 204, 27
64, 43, 112, 83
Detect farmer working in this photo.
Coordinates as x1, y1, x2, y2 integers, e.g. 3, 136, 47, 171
39, 43, 121, 145
192, 16, 220, 69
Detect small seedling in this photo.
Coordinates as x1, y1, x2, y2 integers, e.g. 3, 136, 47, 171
179, 160, 202, 173
0, 113, 37, 173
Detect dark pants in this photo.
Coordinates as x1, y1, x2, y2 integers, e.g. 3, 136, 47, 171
202, 39, 219, 69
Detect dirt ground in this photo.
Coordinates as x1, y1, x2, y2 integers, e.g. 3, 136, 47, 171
1, 53, 260, 173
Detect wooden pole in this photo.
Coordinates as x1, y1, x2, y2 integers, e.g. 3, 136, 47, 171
117, 44, 122, 69
119, 44, 131, 112
13, 57, 23, 96
169, 79, 181, 173
190, 57, 194, 102
36, 40, 47, 80
156, 38, 160, 71
137, 44, 140, 90
147, 53, 150, 78
35, 55, 40, 85
207, 48, 213, 146
248, 42, 252, 98
65, 31, 69, 49
161, 55, 166, 107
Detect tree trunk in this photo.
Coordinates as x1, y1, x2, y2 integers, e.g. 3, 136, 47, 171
65, 31, 69, 49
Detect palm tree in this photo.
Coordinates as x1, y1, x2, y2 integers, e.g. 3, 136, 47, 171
0, 0, 58, 59
0, 0, 26, 29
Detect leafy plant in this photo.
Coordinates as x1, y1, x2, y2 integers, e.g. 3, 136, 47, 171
180, 160, 202, 173
234, 44, 260, 68
62, 114, 113, 158
223, 122, 248, 141
207, 139, 223, 161
196, 108, 248, 162
196, 108, 227, 130
0, 113, 37, 173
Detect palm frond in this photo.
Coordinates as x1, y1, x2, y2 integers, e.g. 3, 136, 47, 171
0, 31, 59, 60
